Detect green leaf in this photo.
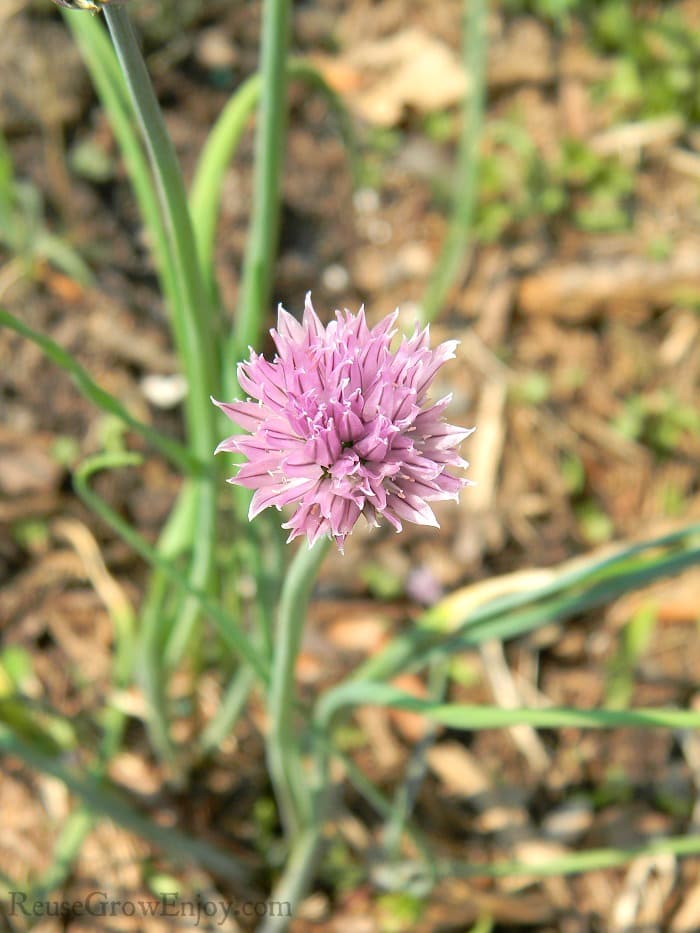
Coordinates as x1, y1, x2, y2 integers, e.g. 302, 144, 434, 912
0, 308, 205, 477
316, 682, 700, 733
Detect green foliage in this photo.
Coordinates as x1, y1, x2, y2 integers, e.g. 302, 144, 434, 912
647, 235, 673, 262
660, 480, 686, 519
575, 500, 614, 546
558, 138, 634, 232
560, 452, 586, 496
0, 646, 35, 693
654, 785, 693, 819
612, 391, 700, 456
69, 138, 117, 183
510, 371, 552, 405
358, 127, 404, 190
494, 2, 700, 240
361, 561, 404, 600
253, 798, 283, 864
605, 602, 657, 708
318, 838, 364, 893
590, 5, 700, 122
501, 0, 584, 25
592, 767, 634, 808
51, 435, 81, 467
475, 116, 635, 240
146, 872, 182, 898
475, 116, 560, 241
377, 892, 426, 932
502, 0, 700, 115
448, 656, 481, 688
0, 133, 91, 283
11, 520, 50, 554
422, 111, 457, 144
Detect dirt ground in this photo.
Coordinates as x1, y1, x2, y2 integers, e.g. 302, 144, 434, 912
1, 1, 700, 930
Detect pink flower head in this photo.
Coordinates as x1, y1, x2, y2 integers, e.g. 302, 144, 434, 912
214, 295, 473, 551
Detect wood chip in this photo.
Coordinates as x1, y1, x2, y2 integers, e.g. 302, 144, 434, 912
589, 115, 685, 156
0, 444, 62, 497
427, 741, 490, 798
670, 879, 700, 932
610, 854, 677, 931
518, 242, 700, 320
488, 18, 554, 88
318, 28, 468, 126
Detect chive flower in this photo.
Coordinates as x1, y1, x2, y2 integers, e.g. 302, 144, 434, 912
214, 296, 473, 550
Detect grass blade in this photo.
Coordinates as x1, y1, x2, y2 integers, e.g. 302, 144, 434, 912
316, 682, 700, 732
190, 58, 359, 303
0, 725, 249, 882
420, 0, 487, 322
436, 833, 700, 879
64, 12, 179, 323
353, 524, 700, 684
226, 0, 291, 387
0, 308, 205, 477
73, 453, 268, 683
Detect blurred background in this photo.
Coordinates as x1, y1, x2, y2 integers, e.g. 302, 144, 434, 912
1, 1, 700, 930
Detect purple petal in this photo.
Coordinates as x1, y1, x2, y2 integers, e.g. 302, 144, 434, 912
214, 295, 472, 550
249, 476, 320, 519
213, 398, 265, 431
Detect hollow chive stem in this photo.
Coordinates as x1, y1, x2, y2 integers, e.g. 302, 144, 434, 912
102, 5, 218, 429
420, 0, 487, 323
101, 5, 220, 771
228, 0, 292, 383
267, 536, 331, 839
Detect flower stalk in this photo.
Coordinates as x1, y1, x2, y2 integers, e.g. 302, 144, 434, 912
267, 535, 331, 838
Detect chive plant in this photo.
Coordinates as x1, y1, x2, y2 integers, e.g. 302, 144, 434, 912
1, 1, 700, 929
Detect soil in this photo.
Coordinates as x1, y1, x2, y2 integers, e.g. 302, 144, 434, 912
1, 1, 700, 931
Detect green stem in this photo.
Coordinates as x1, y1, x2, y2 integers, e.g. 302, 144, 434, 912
258, 827, 326, 933
197, 667, 256, 758
137, 483, 198, 778
437, 832, 700, 879
64, 12, 179, 320
98, 595, 136, 761
194, 513, 286, 761
31, 809, 94, 900
101, 7, 216, 402
74, 453, 268, 683
420, 0, 487, 323
190, 58, 358, 305
65, 12, 214, 768
382, 658, 449, 860
100, 3, 217, 442
267, 536, 331, 839
101, 6, 220, 744
315, 683, 700, 734
331, 744, 435, 869
228, 0, 292, 384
